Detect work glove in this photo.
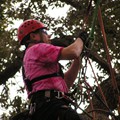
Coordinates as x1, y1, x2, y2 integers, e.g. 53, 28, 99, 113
78, 31, 89, 47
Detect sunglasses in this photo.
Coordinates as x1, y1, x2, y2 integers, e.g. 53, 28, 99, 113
40, 29, 48, 35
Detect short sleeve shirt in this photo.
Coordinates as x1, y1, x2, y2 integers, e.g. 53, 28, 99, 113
23, 43, 68, 97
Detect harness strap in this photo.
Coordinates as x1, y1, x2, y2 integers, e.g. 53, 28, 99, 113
22, 63, 64, 92
24, 72, 61, 92
30, 73, 61, 84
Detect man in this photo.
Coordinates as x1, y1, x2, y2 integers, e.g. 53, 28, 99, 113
17, 19, 88, 120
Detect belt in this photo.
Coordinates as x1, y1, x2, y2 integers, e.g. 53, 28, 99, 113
44, 90, 65, 99
29, 90, 70, 116
30, 90, 66, 102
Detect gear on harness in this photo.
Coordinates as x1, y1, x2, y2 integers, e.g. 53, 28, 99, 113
28, 89, 86, 120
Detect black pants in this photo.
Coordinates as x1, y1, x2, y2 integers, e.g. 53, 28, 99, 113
31, 97, 83, 120
10, 91, 84, 120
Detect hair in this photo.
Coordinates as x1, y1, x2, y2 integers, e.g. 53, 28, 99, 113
22, 29, 44, 61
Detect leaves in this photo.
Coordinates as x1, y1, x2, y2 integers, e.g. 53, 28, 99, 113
0, 0, 120, 119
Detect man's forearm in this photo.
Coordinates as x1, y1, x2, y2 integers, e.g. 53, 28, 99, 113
64, 57, 81, 88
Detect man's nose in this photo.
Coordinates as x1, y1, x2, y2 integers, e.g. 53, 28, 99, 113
48, 34, 53, 38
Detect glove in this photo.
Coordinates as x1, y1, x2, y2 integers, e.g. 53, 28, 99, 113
78, 31, 89, 46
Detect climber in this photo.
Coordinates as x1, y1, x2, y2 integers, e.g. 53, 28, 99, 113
17, 19, 88, 120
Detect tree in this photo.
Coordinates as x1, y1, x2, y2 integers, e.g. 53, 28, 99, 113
0, 0, 120, 119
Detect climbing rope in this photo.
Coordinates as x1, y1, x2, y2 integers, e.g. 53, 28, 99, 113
98, 6, 120, 115
78, 0, 119, 119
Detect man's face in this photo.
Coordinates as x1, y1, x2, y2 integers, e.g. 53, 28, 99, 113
31, 29, 51, 44
41, 29, 51, 44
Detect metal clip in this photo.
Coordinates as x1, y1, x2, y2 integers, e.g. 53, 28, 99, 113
29, 103, 36, 115
55, 92, 64, 99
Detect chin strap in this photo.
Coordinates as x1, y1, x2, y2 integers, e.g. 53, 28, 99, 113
25, 40, 43, 48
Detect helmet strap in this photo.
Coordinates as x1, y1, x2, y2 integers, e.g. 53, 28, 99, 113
24, 40, 41, 48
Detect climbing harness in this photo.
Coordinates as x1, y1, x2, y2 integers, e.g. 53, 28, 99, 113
24, 72, 61, 92
22, 63, 64, 92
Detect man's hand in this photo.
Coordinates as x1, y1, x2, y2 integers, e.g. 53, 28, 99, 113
78, 31, 89, 47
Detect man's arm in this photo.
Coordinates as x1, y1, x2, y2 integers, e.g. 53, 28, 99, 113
59, 38, 83, 60
58, 31, 88, 88
59, 37, 83, 88
64, 57, 82, 88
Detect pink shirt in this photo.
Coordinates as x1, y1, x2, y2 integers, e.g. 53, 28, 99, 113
23, 43, 68, 97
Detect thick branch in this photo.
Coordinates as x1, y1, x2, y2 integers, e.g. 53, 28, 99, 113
88, 50, 111, 74
81, 74, 120, 119
0, 52, 23, 85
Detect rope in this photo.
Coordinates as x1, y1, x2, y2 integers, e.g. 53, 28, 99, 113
87, 58, 117, 120
82, 0, 93, 30
80, 58, 114, 119
98, 6, 120, 115
87, 109, 116, 117
63, 94, 93, 119
79, 0, 118, 119
79, 1, 102, 119
88, 58, 109, 109
88, 0, 101, 42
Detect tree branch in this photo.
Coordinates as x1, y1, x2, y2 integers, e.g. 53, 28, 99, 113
0, 52, 23, 85
59, 0, 82, 9
88, 49, 111, 74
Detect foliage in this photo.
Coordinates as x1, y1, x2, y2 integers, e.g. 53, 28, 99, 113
0, 0, 120, 119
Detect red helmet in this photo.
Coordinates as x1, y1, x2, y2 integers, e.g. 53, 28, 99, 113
17, 19, 47, 44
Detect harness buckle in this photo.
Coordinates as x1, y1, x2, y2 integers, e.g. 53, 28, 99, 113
55, 91, 64, 99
